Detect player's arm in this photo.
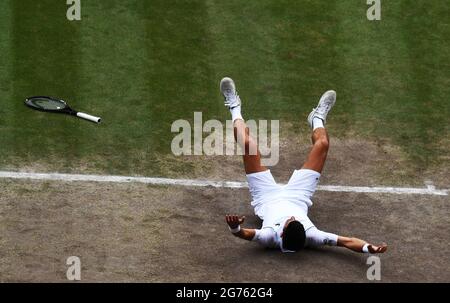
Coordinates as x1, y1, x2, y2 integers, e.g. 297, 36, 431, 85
225, 215, 256, 241
337, 236, 387, 254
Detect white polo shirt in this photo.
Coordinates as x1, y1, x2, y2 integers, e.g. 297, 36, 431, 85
252, 198, 338, 252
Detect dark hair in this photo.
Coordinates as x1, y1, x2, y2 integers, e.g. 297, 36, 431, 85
282, 221, 306, 251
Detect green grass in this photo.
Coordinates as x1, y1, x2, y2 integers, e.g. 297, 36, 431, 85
0, 0, 448, 178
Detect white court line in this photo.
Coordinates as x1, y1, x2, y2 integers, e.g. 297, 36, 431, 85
0, 171, 448, 196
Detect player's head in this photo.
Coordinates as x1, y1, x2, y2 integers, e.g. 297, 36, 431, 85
281, 217, 306, 252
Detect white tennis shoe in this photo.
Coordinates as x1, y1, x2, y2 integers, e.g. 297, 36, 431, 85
307, 90, 336, 129
220, 77, 241, 109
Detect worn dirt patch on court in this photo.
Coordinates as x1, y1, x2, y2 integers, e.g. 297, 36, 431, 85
0, 179, 448, 282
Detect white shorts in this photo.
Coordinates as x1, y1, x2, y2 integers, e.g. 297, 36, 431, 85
247, 169, 321, 212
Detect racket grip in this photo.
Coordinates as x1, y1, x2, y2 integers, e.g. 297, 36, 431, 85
77, 112, 102, 123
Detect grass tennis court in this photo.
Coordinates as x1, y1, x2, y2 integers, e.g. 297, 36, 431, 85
0, 0, 449, 282
0, 0, 448, 178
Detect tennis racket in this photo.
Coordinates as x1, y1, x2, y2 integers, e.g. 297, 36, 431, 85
25, 96, 101, 123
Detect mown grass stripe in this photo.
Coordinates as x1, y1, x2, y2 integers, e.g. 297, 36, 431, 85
75, 1, 153, 175
10, 0, 82, 168
0, 1, 13, 167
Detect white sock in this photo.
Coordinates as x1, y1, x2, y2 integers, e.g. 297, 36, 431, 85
230, 106, 243, 122
313, 117, 324, 131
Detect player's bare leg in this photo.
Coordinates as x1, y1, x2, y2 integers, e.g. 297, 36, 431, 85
303, 90, 336, 174
233, 119, 267, 174
220, 77, 267, 174
302, 128, 329, 173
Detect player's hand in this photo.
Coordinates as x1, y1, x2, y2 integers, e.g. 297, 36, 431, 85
368, 243, 388, 254
225, 215, 245, 229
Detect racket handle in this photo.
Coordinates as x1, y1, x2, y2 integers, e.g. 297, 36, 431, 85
76, 112, 102, 123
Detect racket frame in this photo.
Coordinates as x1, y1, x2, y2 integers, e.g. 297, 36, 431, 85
25, 96, 101, 123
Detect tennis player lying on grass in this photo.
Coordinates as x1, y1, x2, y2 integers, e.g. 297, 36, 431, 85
221, 77, 387, 254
